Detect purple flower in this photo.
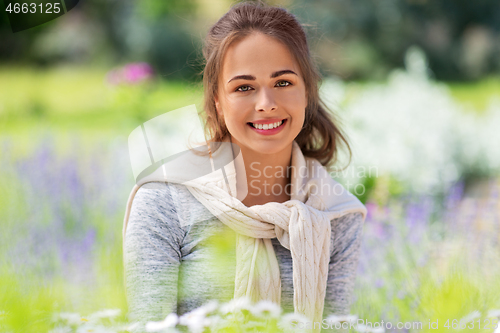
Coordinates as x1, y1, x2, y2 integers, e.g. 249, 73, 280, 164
372, 221, 387, 240
446, 181, 465, 209
365, 201, 378, 221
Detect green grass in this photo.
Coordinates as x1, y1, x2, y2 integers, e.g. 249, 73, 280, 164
446, 76, 500, 114
0, 65, 204, 145
0, 248, 129, 333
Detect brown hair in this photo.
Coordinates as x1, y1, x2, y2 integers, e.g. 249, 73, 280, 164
200, 0, 352, 171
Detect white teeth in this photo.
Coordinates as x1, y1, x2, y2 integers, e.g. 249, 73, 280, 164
251, 120, 283, 130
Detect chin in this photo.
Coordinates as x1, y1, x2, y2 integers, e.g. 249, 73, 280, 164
246, 139, 293, 155
229, 126, 299, 155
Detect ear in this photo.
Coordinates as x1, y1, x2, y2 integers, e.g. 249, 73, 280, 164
214, 94, 222, 117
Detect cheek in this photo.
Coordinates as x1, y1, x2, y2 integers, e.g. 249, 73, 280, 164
223, 98, 247, 121
282, 88, 307, 107
282, 90, 307, 119
294, 113, 306, 131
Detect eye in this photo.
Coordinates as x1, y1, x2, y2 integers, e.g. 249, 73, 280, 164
236, 85, 252, 92
276, 80, 292, 87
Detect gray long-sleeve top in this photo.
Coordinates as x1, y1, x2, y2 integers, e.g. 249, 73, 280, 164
123, 181, 364, 329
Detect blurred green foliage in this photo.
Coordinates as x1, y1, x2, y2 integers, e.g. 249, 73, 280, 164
136, 0, 198, 20
1, 0, 500, 81
296, 0, 500, 80
0, 66, 203, 139
448, 77, 500, 113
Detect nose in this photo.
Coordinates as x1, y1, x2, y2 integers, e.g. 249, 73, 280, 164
255, 87, 277, 113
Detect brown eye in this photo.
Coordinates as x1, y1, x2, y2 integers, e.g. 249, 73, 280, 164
276, 80, 291, 87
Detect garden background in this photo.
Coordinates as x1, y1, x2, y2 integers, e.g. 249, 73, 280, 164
1, 0, 500, 332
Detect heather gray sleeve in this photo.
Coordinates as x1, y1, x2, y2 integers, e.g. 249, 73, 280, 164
324, 212, 365, 317
123, 182, 185, 326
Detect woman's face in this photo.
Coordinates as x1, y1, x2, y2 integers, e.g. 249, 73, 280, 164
214, 32, 307, 158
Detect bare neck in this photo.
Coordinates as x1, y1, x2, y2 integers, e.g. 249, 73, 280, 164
238, 144, 293, 207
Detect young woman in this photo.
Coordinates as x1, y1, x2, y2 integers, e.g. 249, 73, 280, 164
123, 1, 367, 331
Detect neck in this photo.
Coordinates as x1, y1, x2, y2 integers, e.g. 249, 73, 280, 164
235, 141, 293, 206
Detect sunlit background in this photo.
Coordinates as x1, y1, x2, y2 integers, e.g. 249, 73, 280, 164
1, 0, 500, 332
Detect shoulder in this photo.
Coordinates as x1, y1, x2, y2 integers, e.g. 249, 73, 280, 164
131, 181, 215, 228
124, 182, 188, 266
331, 211, 364, 237
331, 211, 364, 230
132, 181, 177, 213
330, 211, 365, 257
126, 182, 184, 239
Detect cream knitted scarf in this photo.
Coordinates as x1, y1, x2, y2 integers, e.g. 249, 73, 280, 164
123, 139, 367, 330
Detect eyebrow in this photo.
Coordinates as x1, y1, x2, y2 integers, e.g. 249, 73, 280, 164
227, 69, 297, 84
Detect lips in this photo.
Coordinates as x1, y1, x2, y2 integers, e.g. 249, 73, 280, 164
248, 119, 285, 130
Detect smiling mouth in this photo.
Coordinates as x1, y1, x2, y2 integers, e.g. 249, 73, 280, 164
247, 119, 287, 130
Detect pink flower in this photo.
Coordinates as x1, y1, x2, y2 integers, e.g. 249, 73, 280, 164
123, 62, 154, 84
106, 62, 154, 86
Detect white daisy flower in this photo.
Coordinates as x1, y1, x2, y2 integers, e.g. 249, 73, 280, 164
55, 312, 84, 326
195, 300, 219, 317
146, 313, 179, 332
277, 312, 311, 333
88, 309, 122, 322
219, 297, 252, 315
205, 314, 228, 331
459, 311, 481, 326
179, 306, 214, 333
487, 309, 500, 318
249, 300, 282, 319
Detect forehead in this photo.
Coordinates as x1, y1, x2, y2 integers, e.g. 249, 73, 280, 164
220, 32, 301, 79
